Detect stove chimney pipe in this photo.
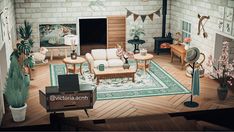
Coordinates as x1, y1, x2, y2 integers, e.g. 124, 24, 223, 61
162, 0, 167, 38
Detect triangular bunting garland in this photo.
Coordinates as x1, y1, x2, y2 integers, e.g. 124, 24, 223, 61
148, 13, 154, 21
133, 14, 139, 21
141, 15, 147, 22
126, 9, 132, 18
154, 8, 161, 17
126, 8, 161, 22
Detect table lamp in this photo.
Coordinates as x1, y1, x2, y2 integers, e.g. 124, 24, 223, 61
64, 35, 78, 60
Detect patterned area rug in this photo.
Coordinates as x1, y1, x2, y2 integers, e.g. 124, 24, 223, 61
50, 60, 190, 100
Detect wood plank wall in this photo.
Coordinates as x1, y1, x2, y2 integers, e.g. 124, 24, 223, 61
107, 16, 126, 50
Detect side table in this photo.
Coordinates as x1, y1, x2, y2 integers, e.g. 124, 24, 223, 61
134, 53, 154, 73
63, 57, 86, 75
170, 44, 186, 69
128, 39, 145, 53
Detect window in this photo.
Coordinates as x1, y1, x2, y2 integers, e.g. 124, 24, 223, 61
182, 20, 191, 41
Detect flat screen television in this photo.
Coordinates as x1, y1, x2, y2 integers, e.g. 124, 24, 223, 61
58, 74, 80, 92
79, 18, 107, 45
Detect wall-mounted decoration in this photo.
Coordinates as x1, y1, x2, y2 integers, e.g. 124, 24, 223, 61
39, 24, 76, 47
88, 0, 105, 11
197, 14, 210, 38
126, 8, 161, 22
224, 21, 232, 35
225, 7, 233, 21
218, 6, 225, 19
218, 19, 224, 32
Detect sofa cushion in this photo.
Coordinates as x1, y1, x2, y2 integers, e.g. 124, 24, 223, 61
108, 59, 124, 67
94, 60, 108, 68
107, 48, 120, 60
91, 49, 106, 60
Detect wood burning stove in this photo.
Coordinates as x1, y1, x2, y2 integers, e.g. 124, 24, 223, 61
154, 37, 173, 55
153, 0, 173, 55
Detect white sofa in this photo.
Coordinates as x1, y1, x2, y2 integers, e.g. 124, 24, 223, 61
85, 48, 124, 73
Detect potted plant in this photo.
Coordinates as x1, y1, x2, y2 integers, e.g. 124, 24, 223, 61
183, 37, 192, 50
206, 41, 234, 100
173, 32, 182, 44
4, 20, 34, 122
129, 24, 145, 40
4, 55, 30, 122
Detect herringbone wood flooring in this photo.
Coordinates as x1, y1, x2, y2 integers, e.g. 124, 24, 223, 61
2, 54, 234, 127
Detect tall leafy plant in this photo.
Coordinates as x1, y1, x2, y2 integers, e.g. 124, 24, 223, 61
18, 20, 33, 46
13, 20, 34, 73
4, 55, 29, 108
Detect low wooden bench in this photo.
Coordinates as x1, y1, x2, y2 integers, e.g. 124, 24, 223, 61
46, 45, 77, 60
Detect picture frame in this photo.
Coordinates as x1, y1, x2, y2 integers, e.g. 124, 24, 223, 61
224, 21, 232, 35
218, 19, 224, 32
225, 7, 233, 21
218, 6, 225, 19
39, 23, 77, 47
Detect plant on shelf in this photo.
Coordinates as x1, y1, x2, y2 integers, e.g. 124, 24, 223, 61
206, 41, 234, 100
4, 55, 30, 122
129, 23, 145, 40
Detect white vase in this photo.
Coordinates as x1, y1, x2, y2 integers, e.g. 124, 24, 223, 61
184, 43, 190, 50
9, 103, 27, 122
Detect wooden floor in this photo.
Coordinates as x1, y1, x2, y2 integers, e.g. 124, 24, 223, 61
2, 53, 234, 127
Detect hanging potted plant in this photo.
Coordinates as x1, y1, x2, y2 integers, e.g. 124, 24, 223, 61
206, 41, 234, 100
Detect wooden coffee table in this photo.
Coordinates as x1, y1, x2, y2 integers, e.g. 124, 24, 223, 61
63, 57, 86, 75
93, 67, 136, 85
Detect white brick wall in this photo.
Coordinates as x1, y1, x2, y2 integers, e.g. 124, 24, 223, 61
15, 0, 168, 52
170, 0, 234, 70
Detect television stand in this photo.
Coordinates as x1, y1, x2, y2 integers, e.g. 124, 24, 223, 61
39, 84, 96, 117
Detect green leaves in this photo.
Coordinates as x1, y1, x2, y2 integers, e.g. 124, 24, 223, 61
23, 55, 35, 68
4, 55, 29, 108
18, 20, 32, 40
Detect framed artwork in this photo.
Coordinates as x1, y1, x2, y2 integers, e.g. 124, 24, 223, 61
218, 6, 225, 18
39, 23, 77, 47
218, 19, 224, 32
224, 21, 232, 35
225, 7, 233, 21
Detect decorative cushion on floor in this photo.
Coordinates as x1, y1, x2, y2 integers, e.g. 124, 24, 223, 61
108, 59, 124, 67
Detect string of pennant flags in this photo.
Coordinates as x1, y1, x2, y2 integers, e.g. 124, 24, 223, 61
126, 7, 161, 22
